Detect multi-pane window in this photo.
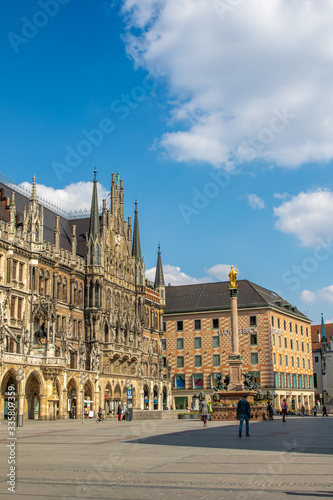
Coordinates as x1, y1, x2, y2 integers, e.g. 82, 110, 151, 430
194, 355, 202, 367
250, 333, 258, 345
10, 296, 16, 318
271, 316, 274, 327
251, 352, 258, 364
289, 322, 292, 332
284, 337, 287, 348
296, 341, 299, 351
212, 318, 219, 329
273, 353, 276, 364
291, 356, 294, 367
283, 320, 287, 330
17, 298, 23, 319
302, 342, 304, 352
308, 359, 310, 369
194, 319, 201, 330
279, 354, 282, 365
177, 356, 184, 368
272, 334, 275, 346
302, 358, 305, 368
213, 354, 220, 366
212, 336, 220, 348
194, 337, 201, 349
295, 324, 298, 334
278, 336, 281, 347
19, 263, 24, 282
301, 325, 303, 335
290, 339, 293, 349
285, 355, 288, 366
161, 339, 166, 350
306, 327, 309, 337
177, 338, 184, 350
297, 357, 300, 368
177, 321, 183, 332
163, 322, 166, 332
277, 318, 281, 328
250, 316, 257, 326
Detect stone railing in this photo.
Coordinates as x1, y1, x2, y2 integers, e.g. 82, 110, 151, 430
1, 352, 66, 367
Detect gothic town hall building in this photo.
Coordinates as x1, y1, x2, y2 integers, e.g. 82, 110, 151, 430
0, 171, 171, 420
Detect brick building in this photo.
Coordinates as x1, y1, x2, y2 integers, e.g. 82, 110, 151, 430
163, 280, 315, 412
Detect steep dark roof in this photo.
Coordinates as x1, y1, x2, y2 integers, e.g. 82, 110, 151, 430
165, 280, 310, 321
0, 181, 89, 257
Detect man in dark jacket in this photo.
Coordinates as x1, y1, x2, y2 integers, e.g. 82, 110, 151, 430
237, 394, 251, 437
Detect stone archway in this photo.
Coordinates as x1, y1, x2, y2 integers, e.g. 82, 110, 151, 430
67, 378, 79, 419
153, 385, 158, 410
104, 382, 112, 414
163, 386, 168, 410
25, 372, 42, 420
143, 384, 149, 410
83, 380, 94, 418
1, 370, 17, 420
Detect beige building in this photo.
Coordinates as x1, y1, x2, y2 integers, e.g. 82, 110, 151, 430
163, 281, 315, 412
0, 171, 171, 421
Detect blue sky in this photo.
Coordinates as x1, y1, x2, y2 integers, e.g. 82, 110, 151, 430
1, 0, 333, 324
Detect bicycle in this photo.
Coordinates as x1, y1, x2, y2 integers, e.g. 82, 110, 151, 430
96, 415, 106, 423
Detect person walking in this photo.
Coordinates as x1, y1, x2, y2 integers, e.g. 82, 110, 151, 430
117, 403, 122, 422
237, 394, 251, 437
199, 396, 208, 428
322, 405, 328, 417
301, 405, 305, 417
281, 399, 287, 422
267, 401, 274, 420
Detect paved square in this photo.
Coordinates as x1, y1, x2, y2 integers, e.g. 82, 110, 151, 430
1, 416, 332, 499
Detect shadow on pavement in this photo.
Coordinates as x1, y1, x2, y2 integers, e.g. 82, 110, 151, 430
126, 418, 333, 455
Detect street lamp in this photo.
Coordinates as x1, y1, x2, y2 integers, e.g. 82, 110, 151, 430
16, 368, 24, 427
80, 373, 87, 424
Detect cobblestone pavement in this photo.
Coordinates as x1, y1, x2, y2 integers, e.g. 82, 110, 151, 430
0, 416, 332, 499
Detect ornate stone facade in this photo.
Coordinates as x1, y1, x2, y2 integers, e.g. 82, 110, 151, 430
0, 172, 171, 420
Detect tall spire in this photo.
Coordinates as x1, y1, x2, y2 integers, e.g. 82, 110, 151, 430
31, 175, 37, 202
88, 167, 100, 240
154, 244, 165, 287
132, 201, 141, 261
321, 313, 327, 343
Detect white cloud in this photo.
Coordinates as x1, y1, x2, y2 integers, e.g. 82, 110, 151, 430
145, 262, 234, 285
301, 285, 333, 304
206, 264, 232, 281
300, 290, 316, 303
145, 264, 211, 286
247, 194, 265, 210
19, 181, 109, 212
274, 190, 333, 246
120, 0, 333, 169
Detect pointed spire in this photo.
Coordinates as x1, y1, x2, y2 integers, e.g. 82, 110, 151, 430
321, 313, 327, 343
88, 167, 100, 240
154, 244, 165, 287
31, 175, 37, 202
132, 201, 141, 261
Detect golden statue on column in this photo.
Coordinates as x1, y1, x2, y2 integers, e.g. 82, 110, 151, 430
229, 266, 238, 289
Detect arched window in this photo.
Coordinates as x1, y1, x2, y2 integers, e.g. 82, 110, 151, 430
138, 267, 141, 285
63, 278, 67, 303
39, 269, 44, 294
45, 271, 50, 296
95, 245, 99, 265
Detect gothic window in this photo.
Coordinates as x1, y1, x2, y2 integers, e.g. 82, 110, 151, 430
45, 270, 50, 295
17, 298, 23, 319
78, 286, 83, 306
10, 296, 16, 318
63, 278, 67, 303
95, 244, 99, 265
57, 280, 62, 301
95, 283, 99, 307
138, 267, 141, 285
39, 269, 44, 294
